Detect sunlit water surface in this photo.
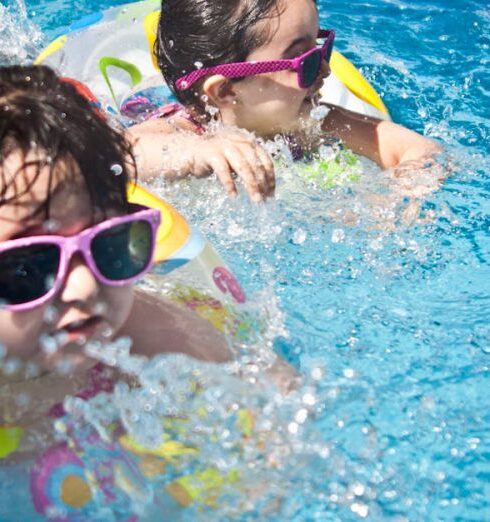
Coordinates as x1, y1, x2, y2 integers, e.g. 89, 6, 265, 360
0, 0, 489, 520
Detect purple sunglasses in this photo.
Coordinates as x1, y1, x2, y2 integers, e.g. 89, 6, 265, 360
0, 205, 160, 312
176, 29, 335, 91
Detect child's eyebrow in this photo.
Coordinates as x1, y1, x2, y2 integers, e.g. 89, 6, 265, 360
281, 36, 312, 57
3, 179, 72, 238
9, 223, 47, 240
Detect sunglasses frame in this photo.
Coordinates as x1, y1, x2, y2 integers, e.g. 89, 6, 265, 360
175, 29, 335, 91
0, 205, 161, 312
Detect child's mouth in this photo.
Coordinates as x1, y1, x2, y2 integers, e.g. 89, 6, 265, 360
60, 316, 103, 342
304, 92, 320, 104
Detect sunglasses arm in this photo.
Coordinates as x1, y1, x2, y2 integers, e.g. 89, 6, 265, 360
176, 60, 294, 90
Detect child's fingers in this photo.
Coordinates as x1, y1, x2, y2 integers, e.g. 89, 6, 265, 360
228, 134, 275, 197
208, 156, 238, 197
255, 146, 275, 196
224, 146, 263, 202
235, 142, 270, 198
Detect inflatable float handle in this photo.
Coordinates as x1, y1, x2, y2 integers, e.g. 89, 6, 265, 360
144, 10, 161, 70
330, 50, 389, 116
127, 182, 191, 263
99, 57, 143, 108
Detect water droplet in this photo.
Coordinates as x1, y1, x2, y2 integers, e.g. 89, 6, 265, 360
434, 471, 446, 482
352, 482, 366, 496
343, 368, 356, 379
302, 392, 316, 406
43, 218, 59, 232
311, 367, 323, 380
318, 144, 336, 162
39, 333, 58, 355
102, 326, 114, 339
168, 39, 174, 49
55, 330, 69, 346
292, 228, 307, 245
351, 502, 369, 518
295, 408, 308, 424
93, 302, 108, 315
24, 361, 41, 378
2, 357, 21, 375
310, 104, 330, 121
15, 393, 31, 408
331, 228, 345, 243
44, 274, 56, 290
54, 359, 72, 375
194, 61, 204, 69
110, 163, 123, 176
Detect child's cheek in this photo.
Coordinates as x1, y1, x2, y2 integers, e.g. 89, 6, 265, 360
103, 285, 135, 338
0, 308, 46, 359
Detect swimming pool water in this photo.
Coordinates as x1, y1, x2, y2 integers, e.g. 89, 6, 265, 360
1, 0, 489, 520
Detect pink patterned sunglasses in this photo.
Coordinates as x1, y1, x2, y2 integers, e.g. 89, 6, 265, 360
176, 29, 335, 91
0, 205, 160, 311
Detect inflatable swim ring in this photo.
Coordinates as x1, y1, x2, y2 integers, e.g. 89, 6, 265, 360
25, 403, 251, 520
127, 182, 256, 340
36, 0, 390, 121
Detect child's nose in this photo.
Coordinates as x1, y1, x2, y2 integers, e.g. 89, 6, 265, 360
320, 59, 331, 79
58, 253, 100, 305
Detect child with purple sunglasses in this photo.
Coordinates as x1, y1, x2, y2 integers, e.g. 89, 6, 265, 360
128, 0, 441, 201
0, 65, 231, 439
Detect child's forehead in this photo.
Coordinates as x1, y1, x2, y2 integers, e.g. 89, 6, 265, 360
249, 0, 318, 57
2, 146, 83, 188
0, 150, 90, 239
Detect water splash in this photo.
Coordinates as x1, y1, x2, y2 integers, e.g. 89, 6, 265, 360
53, 339, 382, 520
0, 0, 43, 65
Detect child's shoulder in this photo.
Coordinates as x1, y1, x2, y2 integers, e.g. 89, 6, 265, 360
120, 290, 232, 362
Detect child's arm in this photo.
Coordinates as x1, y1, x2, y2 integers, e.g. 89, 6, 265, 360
127, 119, 275, 202
322, 105, 441, 168
121, 290, 300, 391
120, 289, 233, 362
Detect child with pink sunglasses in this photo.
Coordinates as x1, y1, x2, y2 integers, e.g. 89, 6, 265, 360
128, 0, 441, 201
0, 65, 231, 441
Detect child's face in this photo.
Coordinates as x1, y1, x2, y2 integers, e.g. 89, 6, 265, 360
0, 151, 134, 375
228, 0, 328, 136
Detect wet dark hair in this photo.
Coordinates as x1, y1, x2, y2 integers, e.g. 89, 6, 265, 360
156, 0, 283, 110
0, 64, 135, 219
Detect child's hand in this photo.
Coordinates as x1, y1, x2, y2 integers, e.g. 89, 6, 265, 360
187, 129, 275, 202
128, 120, 275, 202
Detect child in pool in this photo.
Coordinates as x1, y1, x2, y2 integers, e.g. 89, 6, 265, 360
0, 65, 232, 438
128, 0, 441, 201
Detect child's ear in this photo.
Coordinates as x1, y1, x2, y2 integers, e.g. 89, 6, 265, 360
202, 75, 237, 108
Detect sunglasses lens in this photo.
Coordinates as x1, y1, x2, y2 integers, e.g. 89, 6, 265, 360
301, 50, 322, 87
91, 219, 153, 281
0, 244, 60, 305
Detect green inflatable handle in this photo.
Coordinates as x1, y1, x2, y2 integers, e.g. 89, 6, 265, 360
99, 56, 143, 108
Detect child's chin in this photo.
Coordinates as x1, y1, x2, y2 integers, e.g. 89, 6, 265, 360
300, 98, 315, 115
41, 338, 102, 375
41, 352, 94, 376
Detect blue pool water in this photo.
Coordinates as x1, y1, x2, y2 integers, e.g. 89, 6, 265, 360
1, 0, 489, 520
